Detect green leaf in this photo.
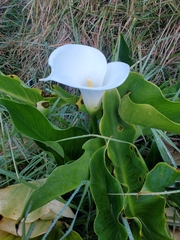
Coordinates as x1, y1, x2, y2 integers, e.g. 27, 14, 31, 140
52, 85, 77, 105
168, 192, 180, 209
0, 73, 64, 115
90, 146, 127, 239
118, 72, 180, 124
113, 34, 133, 66
35, 141, 65, 165
0, 98, 55, 141
52, 85, 88, 112
145, 141, 163, 170
21, 138, 104, 218
100, 89, 147, 192
0, 98, 87, 141
125, 195, 173, 240
0, 72, 43, 105
120, 93, 180, 134
124, 163, 180, 239
45, 222, 82, 240
142, 162, 180, 192
0, 98, 88, 161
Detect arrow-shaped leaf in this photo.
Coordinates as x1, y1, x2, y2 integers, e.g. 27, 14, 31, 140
90, 146, 127, 240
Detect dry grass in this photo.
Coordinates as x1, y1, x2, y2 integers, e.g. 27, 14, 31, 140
0, 0, 179, 83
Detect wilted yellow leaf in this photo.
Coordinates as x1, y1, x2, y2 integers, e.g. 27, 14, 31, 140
0, 180, 74, 238
0, 216, 52, 238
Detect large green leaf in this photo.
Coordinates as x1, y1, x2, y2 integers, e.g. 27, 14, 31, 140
90, 146, 127, 239
21, 138, 104, 218
0, 98, 88, 162
0, 73, 66, 115
125, 195, 173, 240
99, 88, 175, 238
100, 89, 147, 192
0, 73, 43, 105
120, 93, 180, 134
0, 98, 86, 141
124, 163, 180, 239
142, 162, 180, 192
118, 72, 180, 123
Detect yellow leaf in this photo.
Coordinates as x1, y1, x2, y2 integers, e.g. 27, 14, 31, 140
0, 180, 74, 238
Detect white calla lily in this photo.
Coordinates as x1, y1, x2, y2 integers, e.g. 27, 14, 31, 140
40, 44, 130, 113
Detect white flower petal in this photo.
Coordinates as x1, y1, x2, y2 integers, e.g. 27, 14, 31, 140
102, 62, 130, 89
79, 62, 130, 112
40, 44, 107, 88
76, 62, 130, 92
80, 89, 105, 113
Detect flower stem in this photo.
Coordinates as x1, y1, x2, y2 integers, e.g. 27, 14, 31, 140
89, 113, 99, 134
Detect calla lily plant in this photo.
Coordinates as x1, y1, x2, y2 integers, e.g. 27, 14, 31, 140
40, 44, 130, 114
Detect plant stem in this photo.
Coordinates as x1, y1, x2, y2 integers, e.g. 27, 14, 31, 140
89, 113, 99, 134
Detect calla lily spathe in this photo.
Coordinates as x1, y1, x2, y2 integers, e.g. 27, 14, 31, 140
40, 44, 130, 113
